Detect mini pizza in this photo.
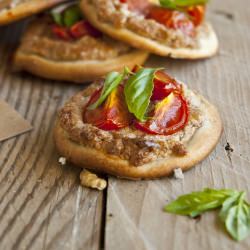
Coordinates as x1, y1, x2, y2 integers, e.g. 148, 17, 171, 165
13, 2, 148, 83
80, 0, 219, 59
0, 0, 65, 25
54, 66, 222, 179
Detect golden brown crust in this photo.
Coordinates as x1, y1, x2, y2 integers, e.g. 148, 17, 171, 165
80, 0, 219, 59
54, 87, 223, 180
0, 0, 65, 25
13, 16, 149, 83
13, 49, 149, 83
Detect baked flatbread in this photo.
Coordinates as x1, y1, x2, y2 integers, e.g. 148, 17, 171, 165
0, 0, 65, 25
54, 70, 222, 179
13, 17, 149, 83
80, 0, 218, 59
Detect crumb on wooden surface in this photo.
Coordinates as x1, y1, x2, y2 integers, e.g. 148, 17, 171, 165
80, 169, 107, 191
58, 157, 67, 165
173, 168, 184, 179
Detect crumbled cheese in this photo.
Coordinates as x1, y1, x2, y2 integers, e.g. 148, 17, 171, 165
149, 121, 158, 131
174, 168, 184, 179
58, 157, 67, 165
145, 141, 160, 148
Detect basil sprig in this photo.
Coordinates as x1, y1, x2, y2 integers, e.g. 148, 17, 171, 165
124, 68, 160, 122
88, 67, 130, 110
51, 2, 82, 27
164, 188, 250, 241
160, 0, 209, 10
88, 66, 161, 121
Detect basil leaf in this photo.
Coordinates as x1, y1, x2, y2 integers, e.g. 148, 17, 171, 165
224, 193, 250, 241
160, 0, 209, 10
88, 68, 130, 110
164, 188, 237, 217
220, 193, 241, 222
124, 68, 159, 122
63, 5, 82, 27
50, 1, 78, 26
51, 12, 64, 26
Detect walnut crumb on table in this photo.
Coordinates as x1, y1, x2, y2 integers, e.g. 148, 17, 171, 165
80, 169, 107, 191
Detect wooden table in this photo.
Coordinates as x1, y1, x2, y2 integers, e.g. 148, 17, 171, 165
0, 1, 250, 249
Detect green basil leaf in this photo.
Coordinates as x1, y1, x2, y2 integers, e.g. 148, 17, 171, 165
124, 68, 159, 122
224, 193, 250, 241
160, 0, 209, 10
50, 2, 77, 26
63, 5, 82, 27
220, 193, 241, 222
164, 188, 237, 217
51, 12, 64, 26
88, 68, 130, 110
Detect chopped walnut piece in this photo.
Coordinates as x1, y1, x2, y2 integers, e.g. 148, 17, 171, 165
172, 143, 187, 156
80, 170, 107, 191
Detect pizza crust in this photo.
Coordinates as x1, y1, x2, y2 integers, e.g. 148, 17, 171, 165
13, 49, 149, 83
0, 0, 66, 25
80, 0, 219, 59
54, 87, 222, 180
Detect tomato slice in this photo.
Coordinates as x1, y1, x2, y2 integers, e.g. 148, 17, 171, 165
147, 6, 195, 36
83, 85, 131, 131
187, 5, 205, 26
134, 92, 189, 135
52, 21, 102, 40
52, 25, 72, 41
152, 71, 180, 101
70, 20, 102, 39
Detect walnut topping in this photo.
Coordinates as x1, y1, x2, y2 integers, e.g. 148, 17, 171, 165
19, 17, 132, 62
172, 143, 187, 156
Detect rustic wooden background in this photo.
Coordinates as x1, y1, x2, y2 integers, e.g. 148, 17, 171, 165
0, 0, 250, 249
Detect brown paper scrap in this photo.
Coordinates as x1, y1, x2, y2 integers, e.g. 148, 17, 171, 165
0, 100, 32, 142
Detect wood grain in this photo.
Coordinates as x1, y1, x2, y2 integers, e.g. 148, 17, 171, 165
105, 0, 250, 249
1, 0, 250, 249
0, 22, 103, 250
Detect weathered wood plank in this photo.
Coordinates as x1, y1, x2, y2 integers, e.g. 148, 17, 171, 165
0, 22, 103, 250
105, 0, 250, 249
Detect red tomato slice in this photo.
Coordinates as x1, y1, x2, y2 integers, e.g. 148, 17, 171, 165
83, 85, 131, 131
187, 5, 205, 26
134, 92, 189, 135
152, 71, 180, 101
147, 6, 195, 37
52, 25, 72, 41
70, 20, 102, 39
